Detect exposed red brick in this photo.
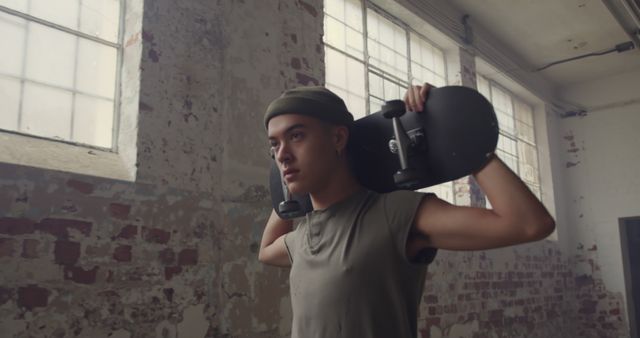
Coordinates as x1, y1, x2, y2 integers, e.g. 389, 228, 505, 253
163, 288, 174, 302
424, 294, 438, 303
17, 285, 49, 310
0, 217, 36, 235
66, 179, 94, 194
610, 308, 620, 315
178, 248, 198, 266
578, 299, 598, 315
142, 227, 170, 244
0, 238, 16, 257
489, 309, 504, 321
114, 224, 138, 240
113, 245, 132, 262
109, 203, 131, 220
575, 274, 594, 288
21, 239, 39, 259
158, 248, 175, 265
54, 240, 81, 265
0, 287, 12, 306
64, 266, 98, 284
37, 218, 92, 239
164, 266, 182, 280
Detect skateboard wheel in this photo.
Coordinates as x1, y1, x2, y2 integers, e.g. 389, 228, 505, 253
278, 200, 301, 217
381, 100, 407, 119
393, 169, 421, 189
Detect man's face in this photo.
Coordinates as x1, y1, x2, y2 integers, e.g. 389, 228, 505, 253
267, 114, 339, 195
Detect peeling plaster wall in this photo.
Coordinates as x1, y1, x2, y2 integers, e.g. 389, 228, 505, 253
555, 68, 640, 336
0, 0, 323, 337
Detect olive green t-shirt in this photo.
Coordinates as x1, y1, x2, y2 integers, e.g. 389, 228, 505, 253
283, 189, 438, 338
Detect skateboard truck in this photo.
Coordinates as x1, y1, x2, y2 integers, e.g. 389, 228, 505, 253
278, 176, 301, 217
382, 100, 421, 189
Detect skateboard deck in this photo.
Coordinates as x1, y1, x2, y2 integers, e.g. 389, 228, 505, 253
270, 85, 499, 219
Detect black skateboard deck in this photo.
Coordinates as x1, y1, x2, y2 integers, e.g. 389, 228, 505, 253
270, 85, 499, 219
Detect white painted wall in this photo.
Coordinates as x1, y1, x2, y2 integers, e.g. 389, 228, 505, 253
556, 68, 640, 317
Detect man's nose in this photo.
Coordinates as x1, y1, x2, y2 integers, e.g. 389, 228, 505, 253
275, 143, 292, 164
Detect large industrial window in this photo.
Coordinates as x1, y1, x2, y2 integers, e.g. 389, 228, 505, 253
323, 0, 454, 202
477, 74, 542, 200
323, 0, 447, 118
0, 0, 123, 150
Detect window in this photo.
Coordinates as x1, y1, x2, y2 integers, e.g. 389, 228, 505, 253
477, 74, 542, 200
0, 0, 123, 149
324, 0, 447, 117
324, 0, 454, 202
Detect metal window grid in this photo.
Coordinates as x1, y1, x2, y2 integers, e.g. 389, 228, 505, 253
0, 0, 125, 152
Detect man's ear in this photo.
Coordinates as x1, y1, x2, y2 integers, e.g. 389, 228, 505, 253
333, 125, 349, 152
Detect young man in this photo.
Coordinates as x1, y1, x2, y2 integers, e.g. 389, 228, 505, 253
259, 84, 555, 338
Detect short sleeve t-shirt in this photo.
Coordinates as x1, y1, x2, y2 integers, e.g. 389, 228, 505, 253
283, 188, 437, 338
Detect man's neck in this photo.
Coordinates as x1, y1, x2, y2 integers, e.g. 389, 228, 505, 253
309, 167, 362, 211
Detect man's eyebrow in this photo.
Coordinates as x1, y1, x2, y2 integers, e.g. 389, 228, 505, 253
268, 123, 307, 140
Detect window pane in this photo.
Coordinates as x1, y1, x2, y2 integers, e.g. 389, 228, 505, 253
73, 94, 113, 147
0, 76, 21, 130
0, 12, 26, 77
0, 0, 28, 12
433, 48, 445, 75
345, 26, 363, 56
325, 16, 346, 51
30, 0, 80, 30
326, 47, 347, 89
420, 182, 453, 204
369, 96, 383, 113
497, 134, 517, 156
21, 82, 72, 140
517, 120, 535, 144
25, 22, 76, 88
515, 99, 535, 144
514, 98, 534, 125
410, 33, 445, 87
325, 0, 345, 22
518, 141, 539, 185
344, 0, 362, 32
367, 9, 407, 80
368, 72, 383, 98
324, 0, 363, 58
477, 75, 490, 99
76, 37, 117, 98
497, 150, 518, 174
368, 71, 405, 111
79, 0, 120, 43
325, 48, 366, 119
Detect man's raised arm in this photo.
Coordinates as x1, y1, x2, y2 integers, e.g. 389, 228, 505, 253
258, 210, 293, 267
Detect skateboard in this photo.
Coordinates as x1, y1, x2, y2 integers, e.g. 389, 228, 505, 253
270, 85, 499, 219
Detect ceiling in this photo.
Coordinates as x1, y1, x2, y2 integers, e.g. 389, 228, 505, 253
445, 0, 640, 88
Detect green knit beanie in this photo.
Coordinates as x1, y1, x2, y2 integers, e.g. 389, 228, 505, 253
264, 86, 354, 129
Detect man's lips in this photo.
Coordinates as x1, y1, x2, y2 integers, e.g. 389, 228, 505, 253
282, 169, 299, 180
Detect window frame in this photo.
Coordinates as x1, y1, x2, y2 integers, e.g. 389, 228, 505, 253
323, 0, 448, 117
478, 73, 543, 200
0, 0, 125, 152
323, 0, 455, 203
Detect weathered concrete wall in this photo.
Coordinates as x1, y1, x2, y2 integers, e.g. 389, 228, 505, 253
0, 0, 323, 337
